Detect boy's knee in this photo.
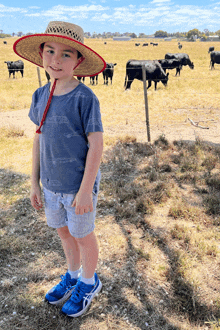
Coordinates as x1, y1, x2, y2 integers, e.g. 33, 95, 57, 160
75, 232, 95, 245
75, 236, 87, 245
57, 226, 71, 240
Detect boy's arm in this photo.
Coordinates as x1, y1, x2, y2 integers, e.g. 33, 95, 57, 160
72, 131, 103, 215
30, 127, 43, 210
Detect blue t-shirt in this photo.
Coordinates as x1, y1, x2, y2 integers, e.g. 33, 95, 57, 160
29, 82, 103, 194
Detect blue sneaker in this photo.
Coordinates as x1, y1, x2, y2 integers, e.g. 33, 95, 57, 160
61, 273, 102, 317
45, 272, 78, 305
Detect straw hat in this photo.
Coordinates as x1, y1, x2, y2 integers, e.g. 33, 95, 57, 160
13, 21, 106, 77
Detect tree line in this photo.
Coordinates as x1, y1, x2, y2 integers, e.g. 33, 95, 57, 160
154, 29, 220, 40
1, 28, 220, 40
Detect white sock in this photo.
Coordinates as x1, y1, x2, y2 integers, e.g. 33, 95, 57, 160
80, 275, 95, 285
68, 268, 81, 279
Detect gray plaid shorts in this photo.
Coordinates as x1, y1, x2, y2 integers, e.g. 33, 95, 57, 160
43, 187, 98, 238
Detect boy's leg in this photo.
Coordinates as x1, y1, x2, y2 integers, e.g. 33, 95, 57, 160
61, 194, 102, 317
61, 230, 102, 318
57, 226, 81, 272
45, 226, 81, 305
75, 231, 99, 279
43, 189, 82, 305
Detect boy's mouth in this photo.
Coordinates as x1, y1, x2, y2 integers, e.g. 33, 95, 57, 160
50, 66, 62, 72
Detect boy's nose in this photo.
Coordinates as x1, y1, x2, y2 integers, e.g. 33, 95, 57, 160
52, 54, 61, 64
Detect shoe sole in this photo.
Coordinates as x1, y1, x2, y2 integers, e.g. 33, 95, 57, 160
65, 280, 102, 317
45, 287, 75, 305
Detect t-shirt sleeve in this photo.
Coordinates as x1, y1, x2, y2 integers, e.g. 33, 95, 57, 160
28, 90, 40, 126
80, 93, 104, 136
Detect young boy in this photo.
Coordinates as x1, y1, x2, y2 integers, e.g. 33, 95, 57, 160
13, 21, 106, 317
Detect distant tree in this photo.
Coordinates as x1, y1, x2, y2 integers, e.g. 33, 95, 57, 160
200, 34, 208, 41
0, 33, 11, 38
204, 29, 209, 36
215, 30, 220, 37
155, 30, 168, 38
173, 32, 185, 38
139, 33, 148, 38
17, 31, 23, 37
130, 33, 137, 38
186, 29, 201, 40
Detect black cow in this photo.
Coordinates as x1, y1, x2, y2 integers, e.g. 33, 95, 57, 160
103, 62, 117, 85
4, 60, 24, 78
3, 41, 7, 45
158, 59, 182, 76
90, 74, 98, 85
135, 43, 140, 46
143, 43, 148, 46
151, 42, 158, 46
77, 76, 85, 83
208, 46, 214, 53
165, 53, 194, 71
124, 59, 169, 91
77, 76, 99, 84
210, 51, 220, 69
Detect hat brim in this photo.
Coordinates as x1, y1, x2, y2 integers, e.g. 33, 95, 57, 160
13, 34, 106, 77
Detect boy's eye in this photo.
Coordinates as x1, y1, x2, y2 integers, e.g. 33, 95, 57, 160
63, 53, 71, 58
47, 50, 54, 54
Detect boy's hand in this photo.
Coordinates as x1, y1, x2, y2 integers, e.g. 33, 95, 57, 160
30, 184, 43, 210
72, 191, 93, 215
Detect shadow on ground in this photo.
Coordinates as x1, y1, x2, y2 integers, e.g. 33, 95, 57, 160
1, 137, 220, 330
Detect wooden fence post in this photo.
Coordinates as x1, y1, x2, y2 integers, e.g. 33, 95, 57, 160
37, 67, 42, 88
142, 64, 151, 142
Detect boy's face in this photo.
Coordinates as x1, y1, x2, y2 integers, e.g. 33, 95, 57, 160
42, 41, 80, 80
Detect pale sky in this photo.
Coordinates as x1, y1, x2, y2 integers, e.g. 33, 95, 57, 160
0, 0, 219, 35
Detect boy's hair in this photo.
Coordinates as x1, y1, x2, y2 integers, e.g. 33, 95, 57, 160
40, 43, 83, 59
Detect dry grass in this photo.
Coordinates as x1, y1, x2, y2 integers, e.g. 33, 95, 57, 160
0, 126, 33, 176
1, 130, 220, 330
0, 38, 220, 329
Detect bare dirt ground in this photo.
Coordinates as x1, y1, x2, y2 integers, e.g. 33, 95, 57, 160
0, 108, 219, 147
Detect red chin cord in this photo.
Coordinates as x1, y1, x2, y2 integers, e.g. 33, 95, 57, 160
36, 79, 58, 134
73, 56, 85, 71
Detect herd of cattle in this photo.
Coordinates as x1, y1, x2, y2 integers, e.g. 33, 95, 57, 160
135, 42, 158, 46
124, 53, 194, 90
3, 43, 220, 91
76, 62, 117, 85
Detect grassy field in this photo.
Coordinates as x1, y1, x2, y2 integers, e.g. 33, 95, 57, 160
0, 37, 220, 330
1, 37, 220, 142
